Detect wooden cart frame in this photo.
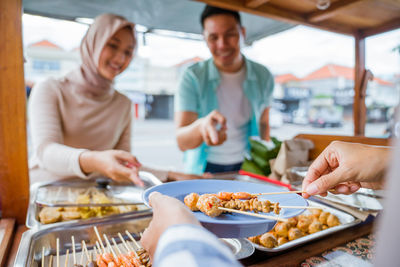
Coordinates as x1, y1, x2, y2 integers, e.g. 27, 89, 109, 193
0, 0, 399, 265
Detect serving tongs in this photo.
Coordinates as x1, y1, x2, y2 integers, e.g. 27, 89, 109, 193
36, 200, 143, 208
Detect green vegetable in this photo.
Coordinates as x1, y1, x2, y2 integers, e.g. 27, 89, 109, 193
241, 158, 266, 176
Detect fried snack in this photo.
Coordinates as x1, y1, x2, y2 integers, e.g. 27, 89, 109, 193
297, 215, 312, 232
221, 198, 280, 214
308, 220, 323, 234
184, 193, 200, 211
274, 222, 289, 238
39, 207, 62, 224
61, 211, 81, 221
288, 227, 303, 241
310, 208, 323, 219
287, 217, 298, 228
327, 213, 340, 227
196, 194, 223, 217
259, 233, 278, 248
278, 237, 288, 246
318, 211, 330, 225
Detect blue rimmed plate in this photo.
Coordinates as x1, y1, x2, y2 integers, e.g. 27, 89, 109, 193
142, 180, 307, 238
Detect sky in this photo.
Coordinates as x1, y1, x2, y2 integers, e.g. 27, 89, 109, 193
22, 14, 400, 79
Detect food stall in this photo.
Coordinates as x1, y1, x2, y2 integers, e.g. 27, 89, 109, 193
1, 0, 399, 266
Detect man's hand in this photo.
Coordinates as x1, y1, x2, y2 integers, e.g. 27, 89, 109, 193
79, 150, 144, 186
302, 141, 389, 198
141, 192, 201, 259
200, 110, 227, 146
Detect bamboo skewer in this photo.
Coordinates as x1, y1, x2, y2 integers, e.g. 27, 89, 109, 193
79, 243, 84, 266
125, 230, 141, 250
118, 233, 138, 258
95, 242, 103, 256
64, 249, 69, 267
94, 226, 106, 254
254, 190, 304, 196
280, 205, 322, 210
218, 207, 288, 222
49, 255, 53, 267
103, 234, 118, 260
42, 247, 45, 267
56, 238, 60, 267
82, 240, 90, 263
71, 236, 76, 265
111, 238, 123, 255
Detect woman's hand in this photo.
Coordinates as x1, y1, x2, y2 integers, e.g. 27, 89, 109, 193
79, 150, 144, 186
141, 192, 201, 259
302, 141, 389, 198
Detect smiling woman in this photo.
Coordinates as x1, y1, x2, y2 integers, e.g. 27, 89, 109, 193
28, 14, 145, 185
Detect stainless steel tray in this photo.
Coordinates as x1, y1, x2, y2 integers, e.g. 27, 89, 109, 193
27, 171, 161, 229
15, 210, 153, 267
16, 210, 254, 266
250, 200, 361, 252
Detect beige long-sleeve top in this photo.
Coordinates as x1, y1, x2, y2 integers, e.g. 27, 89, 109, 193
28, 77, 132, 183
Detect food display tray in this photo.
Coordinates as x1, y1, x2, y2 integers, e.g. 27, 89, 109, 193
15, 210, 153, 267
250, 200, 361, 252
27, 171, 161, 229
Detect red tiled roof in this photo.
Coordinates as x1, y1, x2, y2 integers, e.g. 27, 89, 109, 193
29, 40, 63, 50
175, 56, 204, 67
303, 64, 393, 86
275, 73, 300, 84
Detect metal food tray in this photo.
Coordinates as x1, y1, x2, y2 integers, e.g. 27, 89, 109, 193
16, 210, 254, 266
15, 210, 153, 267
27, 171, 161, 229
250, 200, 362, 252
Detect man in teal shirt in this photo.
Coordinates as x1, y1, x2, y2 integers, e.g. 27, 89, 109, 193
175, 5, 274, 174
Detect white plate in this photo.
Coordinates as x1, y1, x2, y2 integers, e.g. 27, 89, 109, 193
221, 238, 255, 260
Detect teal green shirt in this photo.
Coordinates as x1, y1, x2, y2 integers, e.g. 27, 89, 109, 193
175, 57, 274, 174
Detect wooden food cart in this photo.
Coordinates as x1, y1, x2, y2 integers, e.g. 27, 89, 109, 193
1, 0, 399, 265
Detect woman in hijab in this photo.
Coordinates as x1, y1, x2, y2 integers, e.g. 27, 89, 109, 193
29, 14, 204, 185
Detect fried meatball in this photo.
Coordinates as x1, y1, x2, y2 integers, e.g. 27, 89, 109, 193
184, 193, 200, 211
287, 217, 298, 228
322, 225, 329, 230
318, 211, 330, 225
327, 213, 340, 227
274, 222, 289, 238
196, 194, 223, 217
259, 233, 278, 248
277, 237, 288, 246
297, 215, 312, 232
288, 227, 303, 241
308, 220, 323, 234
310, 208, 323, 219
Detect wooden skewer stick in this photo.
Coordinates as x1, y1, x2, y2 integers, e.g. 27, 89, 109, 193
255, 189, 336, 196
111, 238, 123, 256
93, 226, 106, 254
71, 236, 76, 265
93, 245, 98, 259
254, 190, 304, 196
79, 242, 84, 265
42, 247, 45, 267
125, 230, 141, 249
95, 242, 102, 256
49, 255, 53, 267
118, 233, 138, 257
56, 238, 60, 267
218, 207, 288, 222
82, 240, 90, 263
280, 205, 323, 209
103, 234, 118, 260
64, 249, 69, 267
